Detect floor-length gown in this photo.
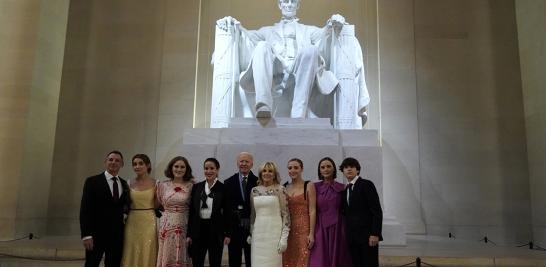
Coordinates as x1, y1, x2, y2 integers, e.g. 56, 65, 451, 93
156, 181, 193, 267
283, 193, 310, 267
121, 186, 158, 267
309, 181, 352, 267
250, 185, 290, 267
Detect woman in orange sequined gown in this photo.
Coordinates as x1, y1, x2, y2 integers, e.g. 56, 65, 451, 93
156, 156, 194, 267
283, 158, 317, 267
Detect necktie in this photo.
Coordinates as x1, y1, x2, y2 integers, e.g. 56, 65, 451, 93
347, 183, 353, 205
112, 177, 119, 201
242, 176, 248, 200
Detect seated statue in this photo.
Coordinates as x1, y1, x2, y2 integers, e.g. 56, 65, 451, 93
210, 0, 370, 129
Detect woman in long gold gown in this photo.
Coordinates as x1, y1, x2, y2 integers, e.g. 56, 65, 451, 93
121, 154, 158, 267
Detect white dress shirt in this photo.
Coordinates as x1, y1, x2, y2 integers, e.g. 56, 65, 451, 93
104, 171, 123, 197
346, 176, 360, 205
200, 178, 218, 219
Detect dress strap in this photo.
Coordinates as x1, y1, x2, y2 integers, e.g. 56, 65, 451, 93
304, 180, 310, 200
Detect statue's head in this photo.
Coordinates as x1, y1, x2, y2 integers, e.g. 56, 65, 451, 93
278, 0, 300, 19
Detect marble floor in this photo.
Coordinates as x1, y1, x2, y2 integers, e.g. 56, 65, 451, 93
1, 234, 545, 266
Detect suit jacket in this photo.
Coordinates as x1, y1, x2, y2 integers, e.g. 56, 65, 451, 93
79, 172, 130, 240
343, 177, 383, 244
224, 171, 258, 220
188, 180, 232, 240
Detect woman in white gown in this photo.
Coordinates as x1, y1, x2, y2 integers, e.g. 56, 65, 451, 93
249, 161, 290, 267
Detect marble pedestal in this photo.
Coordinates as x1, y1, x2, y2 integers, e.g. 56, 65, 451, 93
182, 118, 406, 246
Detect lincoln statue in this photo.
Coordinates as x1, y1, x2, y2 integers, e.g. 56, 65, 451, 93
210, 0, 370, 129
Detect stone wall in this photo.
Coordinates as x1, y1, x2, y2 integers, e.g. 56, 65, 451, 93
515, 0, 546, 244
0, 0, 535, 243
412, 0, 531, 243
0, 0, 69, 239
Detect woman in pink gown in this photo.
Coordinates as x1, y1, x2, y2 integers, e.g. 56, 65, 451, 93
310, 157, 352, 267
156, 156, 194, 267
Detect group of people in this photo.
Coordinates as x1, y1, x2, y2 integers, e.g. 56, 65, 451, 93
79, 151, 383, 267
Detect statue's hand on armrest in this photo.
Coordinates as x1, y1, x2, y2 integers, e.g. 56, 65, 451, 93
359, 108, 368, 127
217, 16, 240, 32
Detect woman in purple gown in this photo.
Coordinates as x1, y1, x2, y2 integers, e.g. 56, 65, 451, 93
310, 157, 352, 267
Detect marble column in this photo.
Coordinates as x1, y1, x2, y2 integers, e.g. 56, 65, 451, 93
516, 0, 546, 244
0, 0, 70, 238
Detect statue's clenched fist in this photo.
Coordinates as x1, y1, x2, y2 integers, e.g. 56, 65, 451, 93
216, 16, 240, 31
329, 14, 346, 27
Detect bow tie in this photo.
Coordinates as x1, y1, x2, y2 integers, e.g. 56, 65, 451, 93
201, 190, 214, 209
281, 17, 299, 24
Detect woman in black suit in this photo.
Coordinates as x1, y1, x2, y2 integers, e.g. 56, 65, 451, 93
188, 158, 232, 267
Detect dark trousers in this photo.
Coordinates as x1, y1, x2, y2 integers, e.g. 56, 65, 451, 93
348, 239, 379, 267
228, 221, 251, 267
84, 236, 123, 267
192, 219, 224, 267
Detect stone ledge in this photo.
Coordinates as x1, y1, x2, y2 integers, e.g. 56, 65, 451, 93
1, 236, 546, 266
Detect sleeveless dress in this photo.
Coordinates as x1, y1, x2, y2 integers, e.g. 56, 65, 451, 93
250, 185, 290, 267
156, 181, 193, 267
283, 193, 310, 267
121, 186, 158, 267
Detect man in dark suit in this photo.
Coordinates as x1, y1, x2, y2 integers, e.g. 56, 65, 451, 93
188, 157, 232, 267
79, 150, 130, 267
341, 157, 383, 267
224, 152, 258, 267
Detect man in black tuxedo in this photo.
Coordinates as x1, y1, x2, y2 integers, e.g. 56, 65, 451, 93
224, 152, 258, 267
341, 157, 383, 267
188, 158, 232, 267
79, 150, 130, 267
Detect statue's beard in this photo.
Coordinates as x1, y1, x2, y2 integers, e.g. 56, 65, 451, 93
281, 10, 297, 19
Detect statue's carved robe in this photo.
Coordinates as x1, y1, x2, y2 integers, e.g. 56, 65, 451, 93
210, 19, 369, 129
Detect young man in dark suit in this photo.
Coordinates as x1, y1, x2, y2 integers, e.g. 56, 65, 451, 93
224, 152, 258, 267
188, 158, 232, 267
341, 157, 383, 267
79, 150, 130, 267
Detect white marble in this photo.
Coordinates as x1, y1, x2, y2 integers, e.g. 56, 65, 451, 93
229, 117, 332, 129
210, 0, 369, 129
181, 125, 406, 245
182, 128, 222, 144
340, 129, 381, 147
382, 215, 407, 246
215, 128, 340, 146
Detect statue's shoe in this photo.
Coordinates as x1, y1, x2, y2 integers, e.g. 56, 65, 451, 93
256, 105, 271, 118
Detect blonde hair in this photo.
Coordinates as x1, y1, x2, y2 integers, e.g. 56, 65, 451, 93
258, 161, 281, 185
